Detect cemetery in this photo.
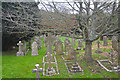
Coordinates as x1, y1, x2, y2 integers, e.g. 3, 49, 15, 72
1, 0, 120, 79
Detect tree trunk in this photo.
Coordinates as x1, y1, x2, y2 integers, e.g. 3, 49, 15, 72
84, 40, 94, 62
29, 41, 31, 49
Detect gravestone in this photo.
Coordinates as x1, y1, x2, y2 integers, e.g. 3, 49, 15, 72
112, 36, 118, 52
110, 49, 118, 69
64, 38, 70, 52
35, 37, 41, 49
22, 41, 27, 55
77, 39, 83, 50
56, 40, 64, 55
45, 33, 56, 61
32, 64, 43, 79
16, 41, 24, 56
43, 34, 46, 43
103, 36, 108, 46
66, 44, 74, 60
95, 41, 103, 53
31, 41, 39, 56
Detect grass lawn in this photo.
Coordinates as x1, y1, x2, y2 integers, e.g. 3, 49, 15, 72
2, 36, 119, 78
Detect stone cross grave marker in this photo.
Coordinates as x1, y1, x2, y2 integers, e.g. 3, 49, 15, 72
32, 41, 39, 56
103, 36, 108, 46
112, 36, 118, 52
45, 33, 56, 61
16, 41, 24, 56
32, 64, 43, 79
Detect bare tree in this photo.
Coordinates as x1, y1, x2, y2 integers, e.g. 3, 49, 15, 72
66, 1, 119, 62
40, 1, 119, 62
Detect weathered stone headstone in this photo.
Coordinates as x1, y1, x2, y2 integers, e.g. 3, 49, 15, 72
112, 36, 118, 52
32, 64, 43, 79
77, 39, 83, 50
22, 41, 27, 55
95, 41, 103, 53
110, 49, 117, 69
31, 41, 39, 56
56, 40, 64, 55
43, 34, 46, 43
64, 38, 70, 52
35, 36, 41, 49
66, 44, 74, 60
103, 36, 108, 46
16, 41, 24, 56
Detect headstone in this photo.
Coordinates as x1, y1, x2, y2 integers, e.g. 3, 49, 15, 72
95, 41, 103, 53
56, 40, 64, 55
22, 41, 27, 55
31, 41, 39, 56
16, 41, 24, 56
43, 34, 46, 43
110, 49, 117, 69
64, 38, 70, 52
103, 36, 108, 46
112, 36, 118, 52
66, 44, 74, 60
35, 36, 41, 49
77, 39, 83, 50
32, 64, 43, 78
